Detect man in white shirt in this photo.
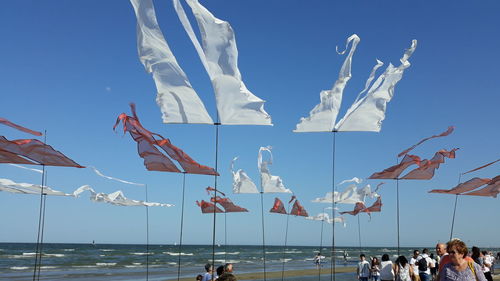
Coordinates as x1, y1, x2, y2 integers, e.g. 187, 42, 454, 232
410, 250, 421, 281
482, 251, 493, 281
416, 248, 434, 281
357, 254, 370, 281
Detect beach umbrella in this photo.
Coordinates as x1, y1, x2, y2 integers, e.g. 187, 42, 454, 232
293, 33, 417, 281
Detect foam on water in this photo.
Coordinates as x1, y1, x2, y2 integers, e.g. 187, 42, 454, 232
96, 263, 117, 266
10, 266, 29, 270
164, 251, 193, 256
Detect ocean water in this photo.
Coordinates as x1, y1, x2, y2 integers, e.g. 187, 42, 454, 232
0, 243, 498, 280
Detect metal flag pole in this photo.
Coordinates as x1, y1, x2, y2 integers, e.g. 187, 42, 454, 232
177, 173, 187, 281
357, 215, 362, 255
259, 190, 267, 281
449, 173, 462, 240
211, 122, 221, 281
32, 130, 46, 281
330, 131, 337, 281
317, 207, 326, 281
281, 200, 292, 281
145, 184, 150, 281
37, 171, 48, 281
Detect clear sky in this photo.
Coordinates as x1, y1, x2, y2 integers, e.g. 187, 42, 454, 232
1, 0, 499, 248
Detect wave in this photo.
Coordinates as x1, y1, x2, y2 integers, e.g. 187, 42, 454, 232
40, 266, 57, 270
167, 262, 177, 265
96, 263, 117, 266
72, 265, 98, 269
284, 250, 302, 254
100, 249, 115, 252
44, 253, 65, 257
22, 252, 37, 256
63, 249, 75, 252
131, 252, 152, 256
280, 258, 292, 262
163, 252, 193, 256
10, 266, 30, 270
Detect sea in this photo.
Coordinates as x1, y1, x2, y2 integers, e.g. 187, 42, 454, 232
1, 243, 498, 281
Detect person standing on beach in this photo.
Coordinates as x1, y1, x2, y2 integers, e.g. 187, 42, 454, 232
379, 254, 395, 281
416, 248, 434, 281
314, 252, 323, 268
201, 263, 217, 281
436, 243, 447, 272
394, 256, 413, 281
371, 256, 381, 281
358, 254, 371, 281
481, 251, 493, 281
410, 250, 421, 281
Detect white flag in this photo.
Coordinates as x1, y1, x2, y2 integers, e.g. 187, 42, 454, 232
231, 157, 259, 194
334, 40, 417, 132
130, 0, 213, 124
0, 178, 72, 196
174, 0, 272, 125
258, 147, 291, 193
73, 185, 173, 207
294, 35, 360, 132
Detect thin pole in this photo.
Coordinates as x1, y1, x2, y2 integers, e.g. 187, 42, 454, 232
145, 184, 150, 281
260, 191, 267, 281
330, 132, 337, 281
33, 130, 46, 281
357, 215, 362, 255
224, 211, 228, 263
37, 171, 48, 281
396, 178, 400, 256
281, 202, 292, 281
317, 210, 325, 281
449, 174, 462, 240
177, 173, 187, 281
211, 123, 220, 281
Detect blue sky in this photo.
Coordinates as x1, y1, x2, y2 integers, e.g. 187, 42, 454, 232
1, 0, 499, 248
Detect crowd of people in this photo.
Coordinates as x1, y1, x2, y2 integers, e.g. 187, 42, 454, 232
357, 239, 497, 281
196, 263, 236, 281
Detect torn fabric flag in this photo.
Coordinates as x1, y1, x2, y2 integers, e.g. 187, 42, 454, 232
269, 197, 287, 214
196, 200, 224, 213
173, 0, 272, 125
0, 118, 42, 136
129, 0, 213, 124
429, 177, 491, 195
0, 178, 72, 196
401, 148, 458, 180
114, 104, 217, 175
211, 196, 248, 213
369, 154, 421, 179
73, 186, 172, 207
334, 40, 417, 132
294, 35, 360, 132
289, 199, 309, 217
258, 147, 291, 193
460, 176, 500, 198
231, 157, 259, 194
339, 202, 366, 216
0, 136, 83, 168
398, 126, 454, 157
462, 159, 500, 175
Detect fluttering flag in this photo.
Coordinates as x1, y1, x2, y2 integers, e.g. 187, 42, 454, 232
0, 136, 83, 168
173, 0, 272, 125
294, 35, 360, 132
294, 35, 417, 132
461, 159, 500, 175
401, 149, 458, 180
8, 164, 43, 174
231, 157, 259, 194
360, 197, 383, 215
334, 40, 417, 132
429, 177, 491, 195
305, 213, 346, 226
258, 147, 292, 193
206, 186, 226, 196
269, 197, 287, 214
196, 200, 224, 213
0, 118, 42, 136
312, 184, 356, 204
129, 0, 213, 124
398, 126, 454, 157
74, 186, 172, 207
114, 104, 217, 175
460, 176, 500, 198
338, 177, 363, 186
0, 178, 72, 196
89, 166, 145, 186
369, 154, 421, 179
339, 202, 366, 216
289, 199, 309, 217
210, 196, 248, 213
340, 184, 380, 204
